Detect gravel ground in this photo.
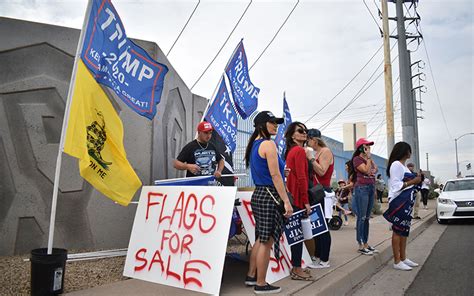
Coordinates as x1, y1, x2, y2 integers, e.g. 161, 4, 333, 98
0, 233, 248, 295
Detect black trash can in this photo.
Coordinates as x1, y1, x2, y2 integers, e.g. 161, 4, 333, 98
30, 248, 67, 296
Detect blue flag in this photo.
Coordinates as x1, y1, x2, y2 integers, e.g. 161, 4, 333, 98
81, 0, 169, 120
205, 77, 238, 153
274, 95, 292, 156
225, 40, 259, 119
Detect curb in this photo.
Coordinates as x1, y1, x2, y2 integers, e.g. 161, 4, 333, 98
293, 212, 436, 296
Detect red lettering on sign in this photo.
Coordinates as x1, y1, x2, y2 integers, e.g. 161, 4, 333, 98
199, 195, 216, 233
166, 255, 181, 281
161, 229, 172, 250
183, 193, 198, 230
170, 191, 185, 227
183, 260, 211, 288
134, 248, 148, 271
181, 234, 193, 255
149, 249, 164, 272
169, 232, 180, 254
242, 199, 255, 226
158, 194, 170, 224
146, 192, 163, 220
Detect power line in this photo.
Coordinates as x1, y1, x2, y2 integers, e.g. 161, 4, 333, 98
249, 0, 300, 71
190, 0, 253, 90
363, 0, 382, 35
320, 49, 399, 131
166, 0, 201, 57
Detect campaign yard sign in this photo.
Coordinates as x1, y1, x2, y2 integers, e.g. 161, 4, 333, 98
82, 0, 168, 119
284, 204, 329, 246
124, 186, 237, 295
236, 191, 313, 284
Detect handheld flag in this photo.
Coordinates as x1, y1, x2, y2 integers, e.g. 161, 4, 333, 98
81, 0, 168, 119
225, 40, 259, 119
205, 77, 238, 153
64, 61, 142, 206
274, 94, 292, 156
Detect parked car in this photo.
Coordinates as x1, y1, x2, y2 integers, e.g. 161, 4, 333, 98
436, 177, 474, 224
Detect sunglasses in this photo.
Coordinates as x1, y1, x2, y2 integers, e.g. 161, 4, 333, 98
296, 128, 308, 134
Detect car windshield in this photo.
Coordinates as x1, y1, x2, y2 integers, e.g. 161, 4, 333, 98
444, 179, 474, 192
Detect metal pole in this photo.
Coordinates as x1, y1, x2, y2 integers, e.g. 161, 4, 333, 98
47, 0, 93, 254
455, 138, 459, 177
426, 152, 429, 171
407, 51, 420, 170
381, 0, 395, 156
396, 0, 416, 168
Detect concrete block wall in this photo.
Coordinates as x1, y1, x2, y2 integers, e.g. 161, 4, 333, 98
0, 17, 207, 255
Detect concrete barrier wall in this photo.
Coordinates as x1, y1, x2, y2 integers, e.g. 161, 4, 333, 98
0, 17, 206, 255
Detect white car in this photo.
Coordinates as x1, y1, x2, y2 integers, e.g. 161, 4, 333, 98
436, 177, 474, 224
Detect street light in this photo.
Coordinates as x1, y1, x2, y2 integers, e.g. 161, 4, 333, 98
455, 132, 474, 177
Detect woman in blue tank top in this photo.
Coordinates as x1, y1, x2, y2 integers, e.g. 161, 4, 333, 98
243, 111, 293, 294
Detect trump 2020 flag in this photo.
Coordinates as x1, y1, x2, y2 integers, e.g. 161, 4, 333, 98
225, 40, 259, 119
205, 77, 238, 153
64, 60, 142, 206
274, 94, 292, 156
81, 0, 168, 120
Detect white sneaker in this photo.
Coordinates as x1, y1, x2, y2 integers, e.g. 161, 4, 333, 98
313, 261, 330, 269
344, 221, 349, 226
403, 258, 419, 267
310, 256, 320, 265
393, 261, 412, 271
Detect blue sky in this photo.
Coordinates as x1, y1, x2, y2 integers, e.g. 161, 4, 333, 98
1, 0, 472, 182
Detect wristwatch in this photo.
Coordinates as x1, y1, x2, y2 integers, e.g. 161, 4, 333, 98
310, 158, 316, 163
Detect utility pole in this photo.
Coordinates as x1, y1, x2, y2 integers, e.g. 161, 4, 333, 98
407, 50, 420, 170
394, 0, 421, 170
426, 152, 429, 171
381, 0, 395, 156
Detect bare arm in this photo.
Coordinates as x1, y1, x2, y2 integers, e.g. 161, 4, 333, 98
214, 159, 224, 178
173, 159, 200, 175
309, 148, 333, 176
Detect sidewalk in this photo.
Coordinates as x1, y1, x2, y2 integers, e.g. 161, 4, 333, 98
67, 201, 436, 296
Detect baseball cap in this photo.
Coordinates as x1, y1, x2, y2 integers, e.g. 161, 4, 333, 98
356, 138, 374, 149
197, 121, 213, 132
307, 128, 322, 139
407, 162, 415, 168
338, 179, 346, 184
253, 111, 284, 126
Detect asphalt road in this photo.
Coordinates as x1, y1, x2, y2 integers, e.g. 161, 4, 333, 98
405, 219, 474, 296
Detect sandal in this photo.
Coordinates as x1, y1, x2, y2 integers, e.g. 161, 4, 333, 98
290, 270, 313, 281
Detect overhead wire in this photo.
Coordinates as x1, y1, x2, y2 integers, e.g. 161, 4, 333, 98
249, 0, 300, 70
166, 0, 201, 57
190, 0, 253, 90
319, 49, 399, 131
363, 0, 382, 35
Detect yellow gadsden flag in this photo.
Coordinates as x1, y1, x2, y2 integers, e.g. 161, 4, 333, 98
64, 60, 142, 206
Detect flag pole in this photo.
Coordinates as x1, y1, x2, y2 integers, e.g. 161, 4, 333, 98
47, 0, 93, 255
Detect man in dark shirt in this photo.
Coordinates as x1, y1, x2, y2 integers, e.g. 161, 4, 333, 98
173, 121, 224, 178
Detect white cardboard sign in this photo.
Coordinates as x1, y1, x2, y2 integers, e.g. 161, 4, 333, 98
236, 191, 313, 284
124, 186, 237, 295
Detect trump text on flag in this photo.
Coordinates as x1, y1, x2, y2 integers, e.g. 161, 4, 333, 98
124, 186, 236, 295
205, 78, 238, 153
82, 0, 168, 119
225, 40, 259, 119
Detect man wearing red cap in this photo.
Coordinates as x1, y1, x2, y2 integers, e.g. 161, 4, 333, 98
173, 122, 224, 178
